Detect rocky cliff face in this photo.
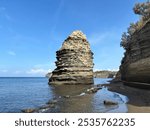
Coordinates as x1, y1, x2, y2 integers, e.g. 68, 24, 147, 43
120, 20, 150, 88
49, 30, 94, 85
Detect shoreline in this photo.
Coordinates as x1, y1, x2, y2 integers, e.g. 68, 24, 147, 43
105, 81, 150, 113
21, 79, 150, 113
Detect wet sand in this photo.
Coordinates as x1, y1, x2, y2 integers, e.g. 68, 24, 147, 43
127, 105, 150, 113
106, 81, 150, 113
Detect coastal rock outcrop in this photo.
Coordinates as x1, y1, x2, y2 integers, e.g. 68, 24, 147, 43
49, 30, 94, 85
46, 72, 52, 78
46, 70, 117, 79
94, 70, 117, 78
120, 20, 150, 88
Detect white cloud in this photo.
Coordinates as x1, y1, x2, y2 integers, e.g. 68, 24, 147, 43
0, 7, 6, 11
88, 31, 120, 45
26, 68, 51, 75
93, 68, 119, 72
107, 68, 119, 71
89, 33, 108, 45
5, 14, 11, 21
50, 0, 64, 33
93, 68, 100, 71
14, 70, 22, 74
8, 51, 16, 56
34, 63, 55, 70
0, 7, 13, 21
0, 69, 8, 73
34, 63, 50, 68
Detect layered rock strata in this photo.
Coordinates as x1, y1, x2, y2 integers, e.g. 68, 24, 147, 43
94, 70, 117, 78
120, 20, 150, 88
49, 31, 94, 85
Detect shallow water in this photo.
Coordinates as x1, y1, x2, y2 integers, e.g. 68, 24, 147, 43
53, 86, 128, 113
92, 87, 128, 112
0, 77, 128, 113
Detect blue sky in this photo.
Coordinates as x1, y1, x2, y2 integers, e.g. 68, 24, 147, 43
0, 0, 145, 77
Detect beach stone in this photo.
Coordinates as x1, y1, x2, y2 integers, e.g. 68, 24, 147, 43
49, 30, 94, 85
21, 108, 36, 113
39, 105, 49, 109
46, 99, 58, 105
79, 92, 86, 96
48, 104, 55, 108
38, 108, 50, 113
86, 87, 101, 94
38, 104, 56, 112
103, 100, 118, 105
63, 95, 70, 98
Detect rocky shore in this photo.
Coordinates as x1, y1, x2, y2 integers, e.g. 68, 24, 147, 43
22, 78, 150, 113
22, 79, 131, 113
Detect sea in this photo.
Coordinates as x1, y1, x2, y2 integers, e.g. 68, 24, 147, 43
0, 77, 128, 113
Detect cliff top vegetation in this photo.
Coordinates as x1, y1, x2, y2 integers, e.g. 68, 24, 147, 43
121, 1, 150, 50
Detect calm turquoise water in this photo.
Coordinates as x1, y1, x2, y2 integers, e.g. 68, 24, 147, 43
0, 77, 128, 113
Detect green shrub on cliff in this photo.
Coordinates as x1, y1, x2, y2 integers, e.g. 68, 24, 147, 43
120, 1, 150, 49
133, 1, 150, 21
120, 32, 130, 49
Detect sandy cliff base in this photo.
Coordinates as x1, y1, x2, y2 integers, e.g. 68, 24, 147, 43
107, 81, 150, 113
127, 105, 150, 113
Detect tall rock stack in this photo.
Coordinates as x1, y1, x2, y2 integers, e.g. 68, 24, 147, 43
49, 30, 94, 85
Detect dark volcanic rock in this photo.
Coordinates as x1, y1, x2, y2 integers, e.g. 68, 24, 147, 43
120, 20, 150, 88
103, 100, 118, 105
49, 30, 94, 85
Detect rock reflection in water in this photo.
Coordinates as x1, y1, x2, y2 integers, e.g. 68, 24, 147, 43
50, 84, 93, 112
52, 84, 93, 97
